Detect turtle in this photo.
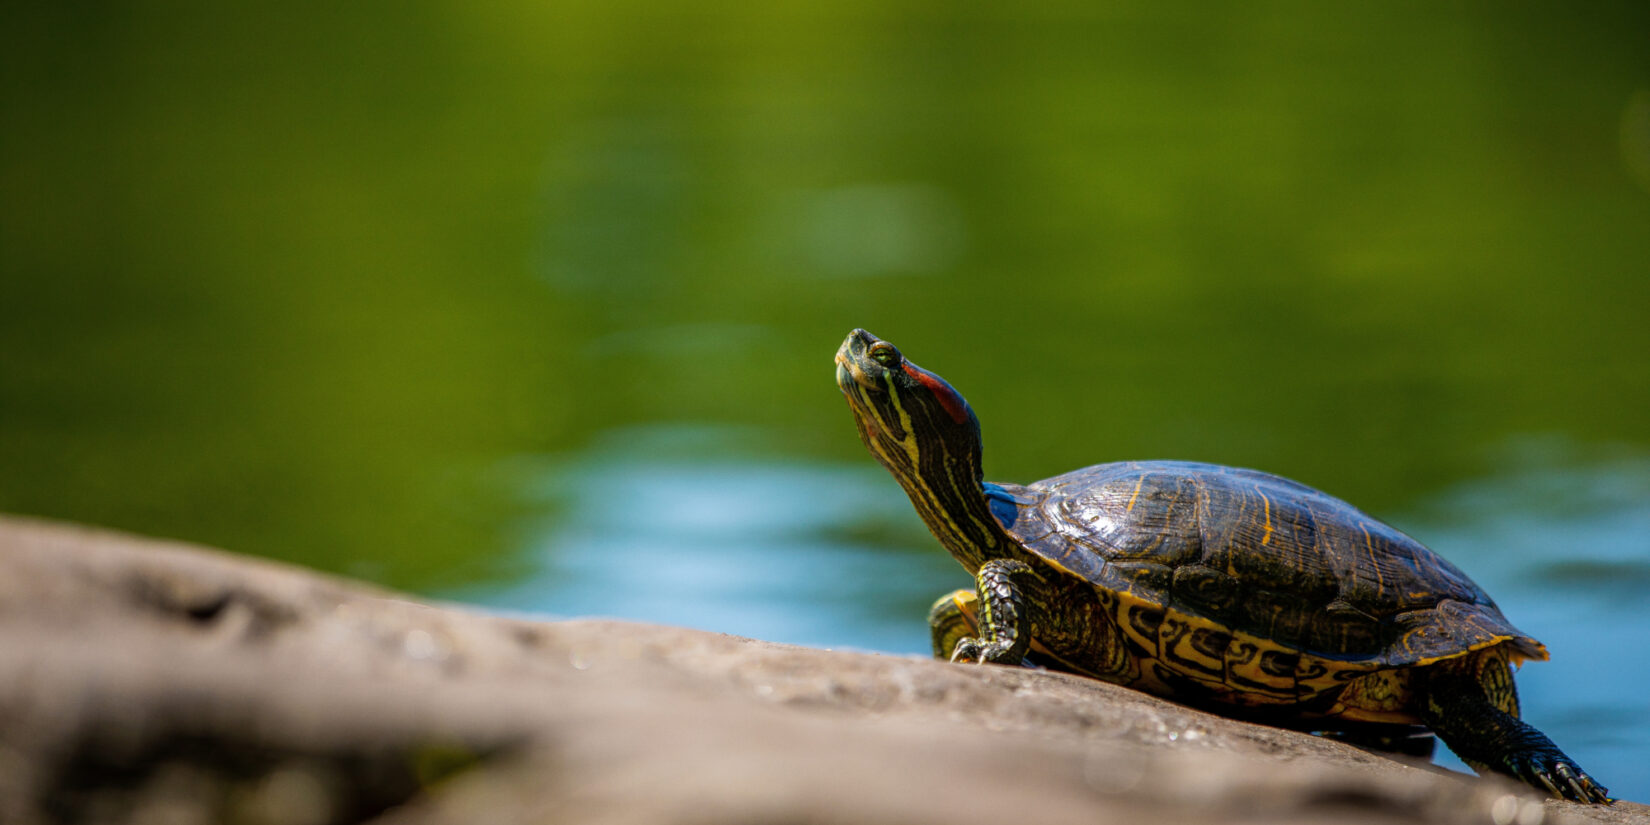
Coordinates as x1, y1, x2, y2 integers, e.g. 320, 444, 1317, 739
834, 328, 1609, 804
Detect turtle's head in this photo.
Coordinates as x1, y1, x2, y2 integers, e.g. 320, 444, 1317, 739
836, 328, 1004, 566
835, 329, 982, 485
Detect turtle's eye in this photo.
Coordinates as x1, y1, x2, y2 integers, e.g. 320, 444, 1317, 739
868, 342, 901, 367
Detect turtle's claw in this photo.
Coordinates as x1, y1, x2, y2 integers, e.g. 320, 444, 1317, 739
1554, 762, 1611, 805
1528, 763, 1563, 799
949, 637, 984, 664
1514, 753, 1611, 804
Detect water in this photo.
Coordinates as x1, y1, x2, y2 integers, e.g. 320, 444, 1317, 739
5, 1, 1649, 802
468, 425, 955, 653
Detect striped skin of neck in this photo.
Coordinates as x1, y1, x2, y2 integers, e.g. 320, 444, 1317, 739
877, 429, 1007, 574
835, 330, 1012, 573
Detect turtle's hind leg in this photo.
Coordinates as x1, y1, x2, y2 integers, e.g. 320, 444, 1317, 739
1419, 646, 1610, 804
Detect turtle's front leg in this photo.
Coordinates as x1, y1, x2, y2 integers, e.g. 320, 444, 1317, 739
944, 558, 1036, 666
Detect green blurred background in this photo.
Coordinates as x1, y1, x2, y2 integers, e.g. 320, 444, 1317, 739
4, 1, 1648, 800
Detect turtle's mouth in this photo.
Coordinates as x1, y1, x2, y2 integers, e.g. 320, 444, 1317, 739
835, 342, 883, 394
837, 357, 905, 447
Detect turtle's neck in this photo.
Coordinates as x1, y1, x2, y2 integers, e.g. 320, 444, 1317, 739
874, 429, 1015, 574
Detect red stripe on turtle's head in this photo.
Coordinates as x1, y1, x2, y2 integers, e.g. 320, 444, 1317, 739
903, 362, 972, 426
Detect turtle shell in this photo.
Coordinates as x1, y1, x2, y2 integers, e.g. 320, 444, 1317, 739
986, 460, 1546, 672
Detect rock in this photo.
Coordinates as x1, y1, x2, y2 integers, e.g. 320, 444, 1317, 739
0, 515, 1642, 825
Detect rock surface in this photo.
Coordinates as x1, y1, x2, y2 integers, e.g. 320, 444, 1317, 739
0, 515, 1643, 825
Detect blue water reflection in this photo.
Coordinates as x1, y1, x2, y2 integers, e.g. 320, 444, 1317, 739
467, 430, 1650, 800
469, 425, 958, 653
